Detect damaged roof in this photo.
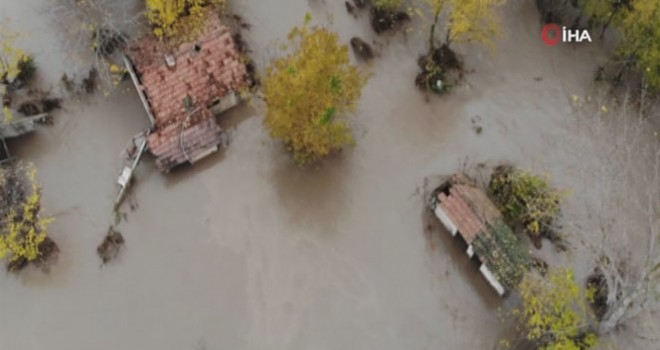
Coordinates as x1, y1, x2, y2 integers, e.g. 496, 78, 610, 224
434, 174, 529, 289
128, 13, 247, 172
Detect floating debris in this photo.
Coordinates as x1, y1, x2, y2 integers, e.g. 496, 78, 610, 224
350, 37, 374, 61
97, 227, 125, 264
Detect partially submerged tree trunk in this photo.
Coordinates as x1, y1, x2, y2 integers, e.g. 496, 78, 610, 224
428, 6, 443, 52
563, 95, 660, 338
598, 262, 660, 334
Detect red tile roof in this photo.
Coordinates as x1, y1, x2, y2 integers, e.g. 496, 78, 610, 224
438, 191, 485, 244
433, 174, 528, 291
435, 177, 504, 244
128, 13, 247, 172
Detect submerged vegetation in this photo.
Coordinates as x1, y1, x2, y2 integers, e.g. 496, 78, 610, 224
472, 219, 529, 289
370, 0, 411, 34
489, 166, 563, 248
1, 1, 660, 348
97, 227, 125, 265
416, 0, 506, 94
540, 0, 660, 92
0, 163, 58, 272
0, 25, 34, 90
146, 0, 227, 39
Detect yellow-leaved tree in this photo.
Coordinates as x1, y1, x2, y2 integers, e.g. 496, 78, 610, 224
583, 0, 660, 91
582, 0, 629, 38
145, 0, 226, 38
416, 0, 505, 93
1, 24, 35, 122
514, 268, 598, 350
0, 25, 31, 86
615, 0, 660, 91
445, 0, 506, 48
488, 166, 563, 247
263, 17, 368, 164
0, 164, 54, 271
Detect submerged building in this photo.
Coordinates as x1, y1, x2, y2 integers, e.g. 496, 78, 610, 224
126, 14, 248, 172
430, 174, 529, 296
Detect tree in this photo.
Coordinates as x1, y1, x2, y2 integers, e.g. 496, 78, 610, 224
582, 0, 660, 91
51, 0, 141, 90
416, 0, 506, 93
444, 0, 506, 48
614, 0, 660, 91
489, 166, 563, 247
421, 0, 506, 50
514, 268, 598, 350
263, 17, 368, 164
0, 24, 36, 122
582, 0, 632, 37
425, 0, 447, 51
145, 0, 226, 38
0, 163, 55, 272
0, 24, 34, 91
562, 97, 660, 339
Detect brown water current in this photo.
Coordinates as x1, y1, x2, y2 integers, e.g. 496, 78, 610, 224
2, 0, 654, 349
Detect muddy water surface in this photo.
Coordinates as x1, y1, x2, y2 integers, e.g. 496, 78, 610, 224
0, 0, 626, 349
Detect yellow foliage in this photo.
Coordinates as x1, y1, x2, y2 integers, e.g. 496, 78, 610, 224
0, 23, 30, 84
0, 166, 51, 263
583, 0, 621, 26
584, 0, 660, 90
145, 0, 226, 39
263, 19, 368, 164
446, 0, 506, 48
489, 167, 563, 237
2, 106, 15, 123
373, 0, 404, 10
616, 0, 660, 90
517, 269, 598, 350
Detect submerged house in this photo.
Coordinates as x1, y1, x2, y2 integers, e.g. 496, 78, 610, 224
126, 14, 248, 172
430, 174, 529, 296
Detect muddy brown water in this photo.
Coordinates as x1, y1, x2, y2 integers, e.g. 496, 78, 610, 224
0, 0, 654, 349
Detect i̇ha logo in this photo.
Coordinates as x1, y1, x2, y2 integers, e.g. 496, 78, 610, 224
542, 23, 592, 46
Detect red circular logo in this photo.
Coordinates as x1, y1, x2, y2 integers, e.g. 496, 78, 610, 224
542, 24, 561, 46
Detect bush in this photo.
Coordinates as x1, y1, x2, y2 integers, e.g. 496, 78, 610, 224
146, 0, 226, 39
489, 166, 562, 240
0, 26, 35, 88
0, 164, 56, 272
15, 55, 36, 84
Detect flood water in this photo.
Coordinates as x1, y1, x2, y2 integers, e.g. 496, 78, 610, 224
0, 0, 650, 349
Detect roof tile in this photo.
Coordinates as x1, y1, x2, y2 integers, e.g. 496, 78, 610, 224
128, 12, 247, 172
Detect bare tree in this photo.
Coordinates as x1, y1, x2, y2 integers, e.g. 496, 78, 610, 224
562, 91, 660, 341
49, 0, 146, 90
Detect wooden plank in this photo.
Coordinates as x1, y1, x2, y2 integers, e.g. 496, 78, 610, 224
123, 55, 157, 128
